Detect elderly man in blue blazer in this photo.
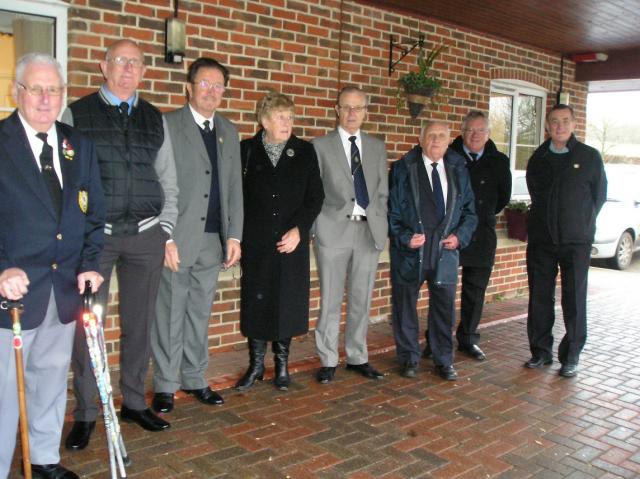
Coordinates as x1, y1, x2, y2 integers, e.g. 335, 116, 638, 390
389, 121, 477, 381
0, 53, 104, 479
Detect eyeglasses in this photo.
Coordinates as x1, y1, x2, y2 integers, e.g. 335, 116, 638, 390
463, 128, 489, 135
193, 80, 226, 92
17, 82, 65, 97
108, 56, 144, 68
338, 105, 366, 114
270, 112, 294, 123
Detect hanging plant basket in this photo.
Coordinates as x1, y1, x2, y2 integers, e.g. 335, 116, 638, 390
396, 44, 445, 119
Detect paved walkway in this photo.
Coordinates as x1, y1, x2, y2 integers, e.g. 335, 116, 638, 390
10, 269, 640, 478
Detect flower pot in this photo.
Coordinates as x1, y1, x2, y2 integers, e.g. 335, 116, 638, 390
504, 209, 528, 242
405, 91, 435, 119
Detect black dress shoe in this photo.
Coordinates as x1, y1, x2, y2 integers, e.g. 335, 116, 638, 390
435, 364, 458, 381
458, 344, 486, 361
346, 362, 384, 380
559, 363, 578, 377
120, 406, 170, 431
402, 361, 418, 378
152, 392, 174, 413
30, 463, 79, 479
64, 420, 95, 451
182, 387, 224, 405
316, 366, 336, 384
524, 356, 553, 369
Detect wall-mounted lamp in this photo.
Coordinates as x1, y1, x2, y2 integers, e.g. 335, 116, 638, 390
165, 0, 185, 64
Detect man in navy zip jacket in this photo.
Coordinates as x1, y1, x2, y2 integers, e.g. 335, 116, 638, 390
389, 121, 477, 380
524, 104, 606, 378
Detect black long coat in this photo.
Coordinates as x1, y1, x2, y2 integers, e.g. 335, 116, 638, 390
450, 137, 512, 268
240, 132, 324, 341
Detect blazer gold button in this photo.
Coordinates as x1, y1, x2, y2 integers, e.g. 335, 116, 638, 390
52, 263, 58, 270
56, 233, 62, 240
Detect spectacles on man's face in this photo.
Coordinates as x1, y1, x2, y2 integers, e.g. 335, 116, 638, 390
17, 82, 65, 97
193, 80, 226, 92
338, 105, 366, 114
108, 56, 144, 68
463, 128, 489, 135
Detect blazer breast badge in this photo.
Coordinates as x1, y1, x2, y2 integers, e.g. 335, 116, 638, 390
78, 190, 88, 214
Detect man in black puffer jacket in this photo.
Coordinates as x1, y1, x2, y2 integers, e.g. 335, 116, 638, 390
450, 111, 511, 361
62, 39, 179, 449
524, 104, 606, 378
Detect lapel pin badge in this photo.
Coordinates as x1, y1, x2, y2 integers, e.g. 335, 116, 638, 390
286, 148, 294, 157
573, 164, 580, 168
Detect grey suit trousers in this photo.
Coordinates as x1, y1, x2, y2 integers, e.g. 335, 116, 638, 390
71, 225, 166, 420
314, 221, 380, 367
152, 233, 223, 392
0, 290, 75, 477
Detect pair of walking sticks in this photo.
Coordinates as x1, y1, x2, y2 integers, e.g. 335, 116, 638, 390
3, 281, 130, 478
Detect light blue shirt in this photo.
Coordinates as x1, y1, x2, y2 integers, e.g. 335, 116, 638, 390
462, 144, 484, 160
100, 84, 137, 114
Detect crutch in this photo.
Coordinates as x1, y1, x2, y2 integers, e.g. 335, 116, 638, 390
81, 281, 130, 478
1, 299, 31, 479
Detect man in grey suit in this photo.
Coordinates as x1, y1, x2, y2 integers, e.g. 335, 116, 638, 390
151, 57, 243, 414
313, 86, 389, 384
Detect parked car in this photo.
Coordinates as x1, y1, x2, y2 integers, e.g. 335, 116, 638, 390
591, 164, 640, 269
509, 165, 640, 270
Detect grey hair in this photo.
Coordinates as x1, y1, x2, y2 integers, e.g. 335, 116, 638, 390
104, 39, 145, 63
15, 52, 65, 85
420, 120, 450, 139
461, 110, 489, 132
336, 85, 369, 107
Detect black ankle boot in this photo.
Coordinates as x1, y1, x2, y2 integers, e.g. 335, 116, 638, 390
235, 338, 267, 391
273, 338, 291, 390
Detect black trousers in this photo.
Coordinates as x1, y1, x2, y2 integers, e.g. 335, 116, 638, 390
71, 225, 166, 421
392, 270, 456, 366
526, 242, 591, 366
456, 266, 492, 348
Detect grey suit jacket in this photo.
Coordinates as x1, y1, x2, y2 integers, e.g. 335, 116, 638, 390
163, 105, 243, 267
312, 129, 388, 250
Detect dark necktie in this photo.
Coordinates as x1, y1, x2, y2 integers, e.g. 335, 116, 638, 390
203, 120, 212, 133
431, 162, 445, 222
349, 135, 369, 209
118, 101, 129, 128
466, 152, 478, 167
35, 132, 62, 217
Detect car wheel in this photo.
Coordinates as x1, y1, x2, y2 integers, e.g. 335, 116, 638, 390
608, 231, 634, 270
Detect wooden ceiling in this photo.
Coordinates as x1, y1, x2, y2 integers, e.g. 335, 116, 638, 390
360, 0, 640, 82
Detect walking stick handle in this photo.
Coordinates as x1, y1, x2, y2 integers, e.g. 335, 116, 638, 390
83, 280, 93, 311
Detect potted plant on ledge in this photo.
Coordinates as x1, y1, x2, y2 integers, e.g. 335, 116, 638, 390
396, 44, 445, 119
504, 200, 529, 242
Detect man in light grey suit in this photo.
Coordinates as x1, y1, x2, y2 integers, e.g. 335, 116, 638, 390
313, 86, 389, 384
150, 57, 243, 414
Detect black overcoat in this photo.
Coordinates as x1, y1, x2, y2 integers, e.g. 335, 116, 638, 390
239, 132, 324, 340
451, 137, 512, 267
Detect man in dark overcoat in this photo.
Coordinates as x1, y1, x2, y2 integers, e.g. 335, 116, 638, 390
0, 53, 104, 479
450, 111, 511, 361
389, 121, 477, 381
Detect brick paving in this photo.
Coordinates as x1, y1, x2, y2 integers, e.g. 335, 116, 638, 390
9, 269, 640, 478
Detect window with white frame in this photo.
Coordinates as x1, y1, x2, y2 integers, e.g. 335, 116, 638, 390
0, 0, 68, 119
489, 80, 547, 170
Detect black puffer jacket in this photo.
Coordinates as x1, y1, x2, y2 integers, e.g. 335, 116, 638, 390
69, 92, 164, 225
526, 134, 607, 245
450, 137, 511, 267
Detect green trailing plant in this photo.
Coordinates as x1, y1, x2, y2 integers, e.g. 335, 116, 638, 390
396, 44, 445, 110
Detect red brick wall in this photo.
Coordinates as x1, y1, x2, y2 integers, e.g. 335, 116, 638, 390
64, 0, 580, 364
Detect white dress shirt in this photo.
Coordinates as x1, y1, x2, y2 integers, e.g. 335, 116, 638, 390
422, 153, 447, 209
189, 104, 215, 130
338, 126, 366, 216
18, 113, 63, 188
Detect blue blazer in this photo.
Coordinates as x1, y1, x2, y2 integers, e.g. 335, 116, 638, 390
0, 111, 105, 330
388, 145, 477, 286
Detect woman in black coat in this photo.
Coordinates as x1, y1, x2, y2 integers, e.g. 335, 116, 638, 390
235, 91, 324, 391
